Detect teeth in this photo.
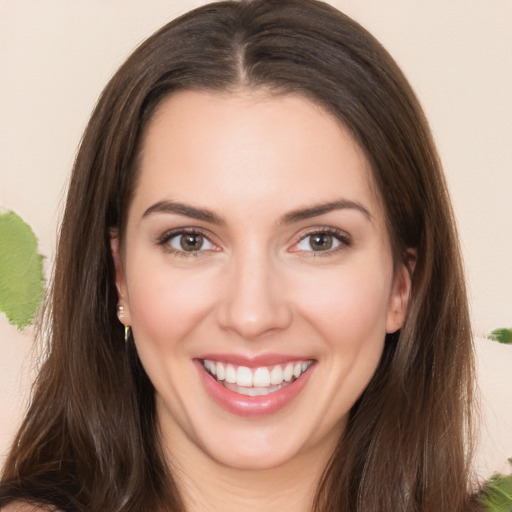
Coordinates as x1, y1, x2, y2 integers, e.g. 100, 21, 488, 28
283, 363, 293, 382
225, 364, 237, 384
216, 361, 225, 381
270, 365, 284, 385
237, 366, 253, 387
253, 367, 271, 387
202, 359, 312, 391
204, 359, 216, 375
224, 383, 283, 396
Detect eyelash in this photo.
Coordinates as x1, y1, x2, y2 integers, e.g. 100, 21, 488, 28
156, 226, 351, 258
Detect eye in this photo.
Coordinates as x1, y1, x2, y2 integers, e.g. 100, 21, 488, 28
297, 233, 338, 251
160, 230, 217, 254
292, 228, 351, 253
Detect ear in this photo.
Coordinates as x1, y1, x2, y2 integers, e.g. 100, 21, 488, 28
110, 230, 131, 327
386, 249, 416, 333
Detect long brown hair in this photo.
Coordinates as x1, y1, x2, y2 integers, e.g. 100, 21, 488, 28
1, 1, 479, 510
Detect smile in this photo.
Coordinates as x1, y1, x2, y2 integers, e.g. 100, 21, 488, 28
201, 359, 313, 397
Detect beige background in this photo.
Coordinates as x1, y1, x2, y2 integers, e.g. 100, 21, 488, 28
1, 0, 511, 479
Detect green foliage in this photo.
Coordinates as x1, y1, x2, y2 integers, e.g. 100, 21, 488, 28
0, 209, 45, 329
489, 328, 512, 345
481, 469, 512, 512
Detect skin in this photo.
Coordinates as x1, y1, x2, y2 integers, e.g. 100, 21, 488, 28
112, 89, 412, 511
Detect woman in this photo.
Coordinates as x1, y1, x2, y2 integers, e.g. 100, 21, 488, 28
0, 0, 480, 510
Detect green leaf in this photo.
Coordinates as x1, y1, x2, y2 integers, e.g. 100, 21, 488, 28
481, 473, 512, 512
0, 210, 45, 329
489, 328, 512, 344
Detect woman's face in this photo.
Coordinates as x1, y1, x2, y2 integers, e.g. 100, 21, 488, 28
113, 90, 411, 471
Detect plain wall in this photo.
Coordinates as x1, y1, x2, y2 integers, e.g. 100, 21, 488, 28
1, 0, 511, 478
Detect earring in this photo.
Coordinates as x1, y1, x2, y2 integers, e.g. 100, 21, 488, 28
117, 305, 130, 343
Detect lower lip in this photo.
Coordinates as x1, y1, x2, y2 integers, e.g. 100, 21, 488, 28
195, 360, 315, 417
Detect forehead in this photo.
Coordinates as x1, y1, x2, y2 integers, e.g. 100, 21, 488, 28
131, 89, 384, 225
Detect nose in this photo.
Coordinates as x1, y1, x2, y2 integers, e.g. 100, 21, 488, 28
216, 250, 293, 340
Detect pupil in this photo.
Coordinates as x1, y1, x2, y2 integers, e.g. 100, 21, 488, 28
181, 233, 203, 251
311, 234, 332, 251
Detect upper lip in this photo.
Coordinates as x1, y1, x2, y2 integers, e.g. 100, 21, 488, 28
197, 353, 315, 368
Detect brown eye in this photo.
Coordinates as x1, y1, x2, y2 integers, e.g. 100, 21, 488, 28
309, 233, 333, 251
297, 233, 338, 252
294, 229, 350, 254
166, 232, 215, 253
180, 233, 204, 251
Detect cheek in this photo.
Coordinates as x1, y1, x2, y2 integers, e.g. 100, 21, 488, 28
292, 264, 392, 414
126, 259, 219, 345
294, 263, 393, 343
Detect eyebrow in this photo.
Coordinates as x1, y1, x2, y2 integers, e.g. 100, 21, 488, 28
141, 198, 372, 225
279, 199, 373, 225
142, 200, 226, 225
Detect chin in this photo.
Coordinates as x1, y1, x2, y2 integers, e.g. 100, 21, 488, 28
194, 424, 319, 471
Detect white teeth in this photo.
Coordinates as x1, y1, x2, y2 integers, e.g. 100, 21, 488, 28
204, 359, 216, 375
202, 359, 312, 391
245, 387, 270, 396
225, 364, 237, 384
236, 366, 253, 387
283, 363, 294, 382
216, 361, 225, 381
225, 383, 283, 396
253, 367, 271, 387
270, 365, 284, 385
